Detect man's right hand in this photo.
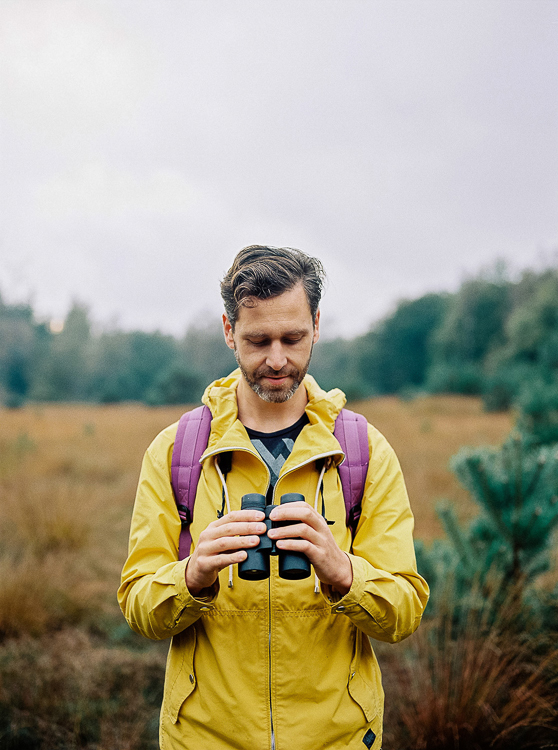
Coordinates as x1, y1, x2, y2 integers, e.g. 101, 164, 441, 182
185, 510, 266, 596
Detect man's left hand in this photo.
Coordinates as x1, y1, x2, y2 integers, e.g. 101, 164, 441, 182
268, 502, 353, 596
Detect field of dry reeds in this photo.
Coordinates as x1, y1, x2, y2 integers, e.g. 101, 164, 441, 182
1, 396, 556, 749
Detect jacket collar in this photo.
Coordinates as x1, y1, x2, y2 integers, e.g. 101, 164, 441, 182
200, 369, 346, 465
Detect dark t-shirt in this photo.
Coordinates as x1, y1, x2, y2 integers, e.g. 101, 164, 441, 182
245, 414, 309, 502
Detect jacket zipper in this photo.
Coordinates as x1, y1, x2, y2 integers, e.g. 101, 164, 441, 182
269, 449, 342, 749
202, 444, 276, 748
269, 577, 275, 750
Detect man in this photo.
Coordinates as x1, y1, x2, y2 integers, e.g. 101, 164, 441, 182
119, 245, 429, 750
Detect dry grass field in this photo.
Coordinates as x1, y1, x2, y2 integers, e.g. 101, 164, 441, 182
0, 402, 186, 639
3, 396, 558, 750
0, 395, 512, 635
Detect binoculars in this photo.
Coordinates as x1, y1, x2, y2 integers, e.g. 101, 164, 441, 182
238, 493, 311, 581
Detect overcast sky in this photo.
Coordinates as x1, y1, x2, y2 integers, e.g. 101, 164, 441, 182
1, 0, 557, 338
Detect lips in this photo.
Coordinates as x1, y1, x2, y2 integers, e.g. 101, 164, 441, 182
258, 371, 295, 384
262, 376, 290, 385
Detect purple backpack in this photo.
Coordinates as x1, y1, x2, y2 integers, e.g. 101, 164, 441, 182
171, 406, 369, 560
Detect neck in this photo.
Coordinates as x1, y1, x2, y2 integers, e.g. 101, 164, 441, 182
236, 378, 308, 433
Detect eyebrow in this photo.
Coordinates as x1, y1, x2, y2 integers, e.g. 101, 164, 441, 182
242, 328, 310, 339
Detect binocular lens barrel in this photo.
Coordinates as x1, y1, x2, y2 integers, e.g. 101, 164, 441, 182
238, 494, 269, 580
275, 494, 311, 580
240, 493, 266, 512
237, 493, 311, 581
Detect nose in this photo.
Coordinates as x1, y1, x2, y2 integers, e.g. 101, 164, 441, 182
266, 341, 288, 371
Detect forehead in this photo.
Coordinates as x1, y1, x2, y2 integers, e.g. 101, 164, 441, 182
235, 283, 313, 331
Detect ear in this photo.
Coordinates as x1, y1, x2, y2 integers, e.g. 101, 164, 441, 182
312, 309, 321, 344
223, 314, 235, 350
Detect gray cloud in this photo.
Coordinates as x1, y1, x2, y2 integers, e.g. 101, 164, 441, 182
1, 0, 556, 337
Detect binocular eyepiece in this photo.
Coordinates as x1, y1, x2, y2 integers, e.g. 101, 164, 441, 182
238, 493, 311, 581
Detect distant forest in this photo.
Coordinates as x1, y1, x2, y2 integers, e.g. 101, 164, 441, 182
1, 264, 558, 411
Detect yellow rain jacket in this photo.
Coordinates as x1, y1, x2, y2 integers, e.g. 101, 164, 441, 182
118, 371, 429, 750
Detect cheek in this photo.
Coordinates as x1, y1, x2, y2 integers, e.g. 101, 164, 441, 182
237, 347, 263, 367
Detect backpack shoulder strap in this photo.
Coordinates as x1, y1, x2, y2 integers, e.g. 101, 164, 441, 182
333, 408, 370, 537
171, 404, 212, 560
170, 404, 368, 558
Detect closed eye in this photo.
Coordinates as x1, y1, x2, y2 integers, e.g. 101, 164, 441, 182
244, 331, 309, 346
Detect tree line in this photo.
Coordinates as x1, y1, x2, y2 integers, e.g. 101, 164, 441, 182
1, 263, 557, 409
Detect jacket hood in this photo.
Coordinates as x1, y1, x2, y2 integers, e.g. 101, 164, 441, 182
201, 368, 346, 449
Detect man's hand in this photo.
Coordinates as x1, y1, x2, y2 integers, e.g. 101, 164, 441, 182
268, 502, 353, 596
186, 510, 266, 596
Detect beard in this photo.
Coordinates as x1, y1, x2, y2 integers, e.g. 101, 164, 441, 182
234, 346, 313, 403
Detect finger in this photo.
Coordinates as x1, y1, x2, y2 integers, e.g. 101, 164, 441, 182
216, 510, 265, 525
197, 549, 250, 574
204, 521, 267, 539
268, 522, 320, 542
202, 534, 262, 556
269, 501, 306, 517
274, 538, 315, 556
269, 505, 324, 530
269, 502, 314, 519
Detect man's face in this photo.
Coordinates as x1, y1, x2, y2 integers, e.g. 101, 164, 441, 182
223, 283, 320, 403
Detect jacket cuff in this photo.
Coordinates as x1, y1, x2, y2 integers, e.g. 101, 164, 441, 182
174, 558, 220, 614
320, 554, 369, 616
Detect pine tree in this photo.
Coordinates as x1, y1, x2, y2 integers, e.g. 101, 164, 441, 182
446, 434, 558, 588
416, 433, 558, 621
516, 378, 558, 448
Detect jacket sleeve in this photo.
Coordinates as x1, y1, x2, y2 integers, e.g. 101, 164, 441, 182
117, 430, 218, 641
322, 425, 429, 642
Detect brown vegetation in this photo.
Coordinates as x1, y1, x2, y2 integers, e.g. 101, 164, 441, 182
2, 397, 554, 750
0, 629, 166, 749
379, 608, 558, 749
0, 396, 514, 637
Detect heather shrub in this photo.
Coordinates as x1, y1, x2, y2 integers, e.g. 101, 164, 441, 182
0, 629, 166, 750
379, 598, 558, 750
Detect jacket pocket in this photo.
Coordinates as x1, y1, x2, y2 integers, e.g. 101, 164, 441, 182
164, 626, 197, 724
347, 630, 380, 723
